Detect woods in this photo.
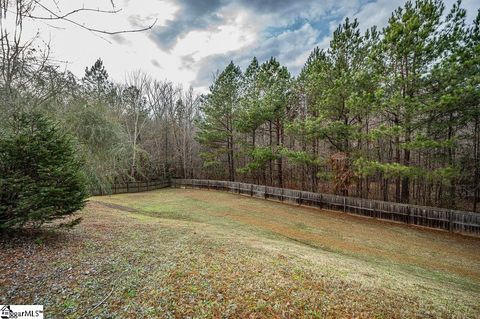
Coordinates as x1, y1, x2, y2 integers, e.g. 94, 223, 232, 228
1, 0, 479, 214
198, 0, 480, 211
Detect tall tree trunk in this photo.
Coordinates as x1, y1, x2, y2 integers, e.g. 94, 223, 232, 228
312, 138, 318, 192
276, 118, 283, 188
252, 129, 259, 184
164, 120, 169, 178
269, 120, 273, 185
301, 139, 307, 190
230, 135, 235, 181
131, 113, 138, 178
395, 128, 401, 202
383, 177, 389, 201
401, 127, 411, 203
225, 114, 235, 182
447, 117, 456, 208
232, 115, 235, 182
182, 122, 187, 179
474, 117, 479, 212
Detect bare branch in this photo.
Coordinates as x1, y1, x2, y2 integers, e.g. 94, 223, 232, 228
2, 1, 156, 35
26, 7, 122, 21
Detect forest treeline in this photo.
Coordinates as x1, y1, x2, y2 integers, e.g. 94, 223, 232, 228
198, 0, 480, 211
1, 57, 202, 193
1, 0, 479, 211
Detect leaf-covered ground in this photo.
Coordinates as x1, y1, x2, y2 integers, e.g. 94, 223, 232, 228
1, 188, 479, 318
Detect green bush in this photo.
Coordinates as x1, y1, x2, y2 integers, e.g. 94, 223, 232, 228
0, 113, 87, 229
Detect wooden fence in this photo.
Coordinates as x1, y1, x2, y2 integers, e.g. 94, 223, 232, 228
94, 180, 170, 195
171, 179, 480, 237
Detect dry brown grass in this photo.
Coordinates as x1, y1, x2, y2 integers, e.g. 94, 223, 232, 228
1, 188, 479, 318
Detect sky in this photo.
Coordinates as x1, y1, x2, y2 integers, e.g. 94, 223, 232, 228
13, 0, 480, 93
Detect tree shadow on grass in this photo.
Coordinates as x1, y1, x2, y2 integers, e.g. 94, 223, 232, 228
0, 225, 77, 250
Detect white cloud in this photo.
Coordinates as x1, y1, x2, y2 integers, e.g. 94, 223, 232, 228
4, 0, 478, 94
172, 12, 258, 61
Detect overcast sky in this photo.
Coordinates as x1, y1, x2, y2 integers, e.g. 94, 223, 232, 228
19, 0, 480, 92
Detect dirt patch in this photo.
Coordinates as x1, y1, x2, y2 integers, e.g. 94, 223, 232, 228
90, 200, 139, 213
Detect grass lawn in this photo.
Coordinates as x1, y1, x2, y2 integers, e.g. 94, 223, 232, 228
1, 188, 479, 318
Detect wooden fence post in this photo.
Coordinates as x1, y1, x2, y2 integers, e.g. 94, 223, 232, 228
250, 184, 254, 197
343, 197, 346, 212
449, 211, 454, 232
298, 192, 302, 206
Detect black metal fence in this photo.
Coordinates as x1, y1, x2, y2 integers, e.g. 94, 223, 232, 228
171, 179, 480, 236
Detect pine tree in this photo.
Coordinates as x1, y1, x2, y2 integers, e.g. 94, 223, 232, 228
293, 18, 373, 195
257, 57, 291, 187
434, 7, 480, 210
197, 62, 242, 181
237, 57, 263, 142
0, 112, 87, 229
379, 0, 444, 203
467, 10, 480, 211
82, 58, 114, 101
289, 47, 330, 191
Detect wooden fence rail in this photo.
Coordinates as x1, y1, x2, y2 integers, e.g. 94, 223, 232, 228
93, 180, 170, 196
171, 179, 480, 237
